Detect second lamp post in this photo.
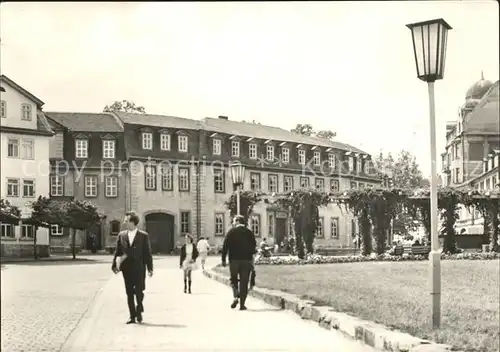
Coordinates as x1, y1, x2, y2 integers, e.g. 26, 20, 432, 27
230, 162, 246, 216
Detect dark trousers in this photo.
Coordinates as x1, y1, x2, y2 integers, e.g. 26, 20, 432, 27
122, 267, 145, 318
229, 260, 253, 306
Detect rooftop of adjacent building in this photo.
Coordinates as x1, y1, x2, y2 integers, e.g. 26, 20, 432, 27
45, 112, 124, 133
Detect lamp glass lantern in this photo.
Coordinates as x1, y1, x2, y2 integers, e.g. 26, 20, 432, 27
406, 18, 452, 82
230, 162, 245, 186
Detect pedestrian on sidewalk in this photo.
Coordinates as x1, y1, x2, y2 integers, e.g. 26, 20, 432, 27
196, 236, 210, 270
112, 211, 153, 324
221, 215, 257, 311
180, 234, 199, 294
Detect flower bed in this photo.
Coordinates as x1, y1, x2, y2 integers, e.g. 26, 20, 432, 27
255, 251, 499, 265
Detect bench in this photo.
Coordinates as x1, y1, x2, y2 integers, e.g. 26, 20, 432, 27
411, 245, 431, 257
316, 248, 360, 256
394, 246, 404, 256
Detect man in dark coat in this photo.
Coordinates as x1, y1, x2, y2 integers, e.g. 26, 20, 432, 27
222, 215, 256, 311
112, 211, 153, 324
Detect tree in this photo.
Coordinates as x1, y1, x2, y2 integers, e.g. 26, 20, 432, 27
30, 197, 103, 259
225, 191, 263, 225
103, 100, 146, 114
290, 124, 337, 140
0, 199, 21, 224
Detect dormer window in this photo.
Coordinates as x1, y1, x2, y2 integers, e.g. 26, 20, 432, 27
178, 135, 188, 152
231, 141, 240, 157
102, 139, 115, 159
75, 139, 88, 159
212, 139, 222, 155
328, 153, 336, 168
21, 103, 32, 121
142, 132, 153, 150
281, 147, 289, 163
160, 133, 171, 151
298, 149, 306, 165
356, 157, 362, 173
348, 156, 354, 171
266, 145, 274, 161
313, 151, 321, 166
249, 143, 257, 159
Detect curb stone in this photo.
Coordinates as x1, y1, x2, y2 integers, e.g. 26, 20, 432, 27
203, 269, 461, 352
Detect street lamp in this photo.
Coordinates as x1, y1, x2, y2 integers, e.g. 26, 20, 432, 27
407, 18, 452, 329
230, 161, 246, 216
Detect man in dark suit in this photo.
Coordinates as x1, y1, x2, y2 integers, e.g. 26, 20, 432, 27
112, 211, 153, 324
222, 215, 256, 311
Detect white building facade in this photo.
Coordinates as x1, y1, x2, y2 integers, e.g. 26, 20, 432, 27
0, 75, 54, 258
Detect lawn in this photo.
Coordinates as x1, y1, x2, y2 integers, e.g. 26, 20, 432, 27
215, 260, 499, 351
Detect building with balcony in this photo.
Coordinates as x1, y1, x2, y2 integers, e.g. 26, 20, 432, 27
45, 112, 127, 253
0, 75, 54, 258
440, 74, 500, 234
114, 112, 380, 253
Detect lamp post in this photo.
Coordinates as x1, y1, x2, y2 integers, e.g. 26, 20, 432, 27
230, 161, 246, 216
407, 18, 452, 329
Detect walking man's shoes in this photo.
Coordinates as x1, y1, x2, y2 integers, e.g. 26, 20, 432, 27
230, 299, 239, 309
239, 305, 247, 311
126, 318, 136, 324
137, 312, 143, 323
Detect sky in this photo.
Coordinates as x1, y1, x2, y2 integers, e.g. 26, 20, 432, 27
1, 1, 498, 176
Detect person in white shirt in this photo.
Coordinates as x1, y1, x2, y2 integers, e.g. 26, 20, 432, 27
196, 237, 210, 269
179, 234, 199, 294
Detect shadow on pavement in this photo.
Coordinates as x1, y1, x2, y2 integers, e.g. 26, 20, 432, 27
245, 308, 283, 312
0, 259, 101, 266
139, 322, 187, 328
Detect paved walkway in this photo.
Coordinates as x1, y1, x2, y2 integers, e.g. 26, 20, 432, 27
62, 260, 377, 352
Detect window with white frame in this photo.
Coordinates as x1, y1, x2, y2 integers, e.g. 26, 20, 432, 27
22, 179, 35, 197
284, 176, 293, 192
180, 211, 190, 234
7, 138, 19, 158
298, 149, 306, 165
142, 132, 153, 150
348, 156, 354, 171
328, 153, 336, 168
300, 177, 309, 188
7, 179, 19, 197
179, 167, 190, 191
102, 140, 115, 159
161, 164, 173, 190
330, 179, 339, 192
266, 145, 274, 161
22, 140, 34, 159
1, 224, 14, 238
0, 100, 6, 118
21, 224, 34, 238
317, 217, 324, 237
268, 174, 278, 193
51, 224, 63, 236
84, 176, 98, 197
250, 214, 261, 237
50, 175, 64, 196
214, 169, 225, 193
105, 176, 118, 197
231, 141, 240, 157
357, 158, 362, 172
331, 217, 339, 239
249, 143, 257, 159
144, 165, 157, 190
314, 151, 321, 166
75, 139, 88, 158
250, 172, 261, 191
268, 214, 275, 238
160, 134, 171, 151
178, 135, 188, 152
281, 147, 289, 163
315, 178, 324, 191
213, 139, 222, 155
21, 103, 32, 120
215, 213, 225, 236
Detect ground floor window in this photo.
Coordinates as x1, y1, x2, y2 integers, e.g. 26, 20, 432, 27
1, 224, 14, 238
21, 224, 34, 238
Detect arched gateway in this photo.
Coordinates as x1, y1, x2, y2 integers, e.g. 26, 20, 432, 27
144, 212, 175, 254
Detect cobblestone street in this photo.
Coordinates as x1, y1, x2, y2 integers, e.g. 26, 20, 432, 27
2, 257, 376, 352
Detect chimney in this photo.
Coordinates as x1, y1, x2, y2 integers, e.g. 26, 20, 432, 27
218, 115, 228, 120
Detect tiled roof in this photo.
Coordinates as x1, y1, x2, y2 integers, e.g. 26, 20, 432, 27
464, 81, 499, 134
114, 111, 200, 130
45, 112, 123, 132
0, 75, 45, 108
36, 111, 55, 135
201, 117, 367, 154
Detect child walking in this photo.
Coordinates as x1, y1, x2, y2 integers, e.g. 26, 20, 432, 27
180, 234, 199, 294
